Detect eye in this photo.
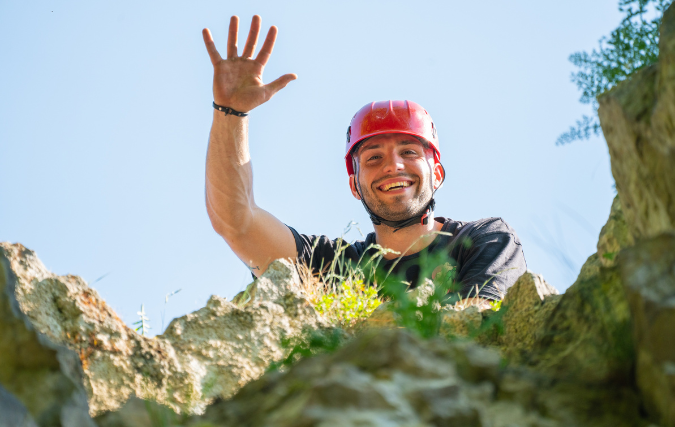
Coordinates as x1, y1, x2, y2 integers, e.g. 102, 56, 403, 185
367, 155, 381, 161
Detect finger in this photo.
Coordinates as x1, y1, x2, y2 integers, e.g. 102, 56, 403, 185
265, 73, 298, 96
227, 16, 239, 59
202, 28, 223, 65
241, 15, 261, 58
255, 25, 278, 66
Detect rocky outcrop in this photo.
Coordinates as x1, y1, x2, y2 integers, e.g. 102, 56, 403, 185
596, 4, 675, 423
597, 195, 635, 268
190, 329, 549, 427
489, 195, 635, 387
0, 244, 95, 426
0, 195, 660, 427
497, 272, 560, 363
528, 252, 633, 384
619, 233, 675, 427
440, 305, 483, 338
0, 384, 39, 427
0, 242, 327, 417
181, 328, 647, 427
598, 6, 675, 239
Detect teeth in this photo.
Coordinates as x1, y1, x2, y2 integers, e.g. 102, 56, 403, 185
381, 181, 412, 191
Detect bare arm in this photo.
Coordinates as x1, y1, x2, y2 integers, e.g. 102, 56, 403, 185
203, 16, 297, 276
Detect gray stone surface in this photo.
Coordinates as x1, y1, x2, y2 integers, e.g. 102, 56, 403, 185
596, 195, 634, 268
497, 271, 560, 363
0, 243, 95, 427
1, 242, 327, 417
598, 5, 675, 240
181, 328, 648, 427
0, 384, 38, 427
189, 329, 560, 427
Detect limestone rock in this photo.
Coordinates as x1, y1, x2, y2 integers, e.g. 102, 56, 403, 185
498, 271, 561, 363
181, 329, 647, 427
619, 233, 675, 427
440, 305, 483, 338
190, 329, 560, 427
529, 253, 633, 385
598, 4, 675, 239
0, 243, 96, 426
359, 301, 398, 330
94, 396, 186, 427
597, 195, 634, 267
231, 260, 301, 306
0, 242, 328, 417
0, 385, 38, 427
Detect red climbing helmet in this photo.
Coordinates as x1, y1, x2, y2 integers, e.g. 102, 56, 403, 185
345, 100, 440, 176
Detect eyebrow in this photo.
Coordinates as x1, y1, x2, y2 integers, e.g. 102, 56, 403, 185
359, 139, 422, 153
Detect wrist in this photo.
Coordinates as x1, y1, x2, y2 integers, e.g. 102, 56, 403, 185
213, 102, 249, 117
212, 109, 248, 128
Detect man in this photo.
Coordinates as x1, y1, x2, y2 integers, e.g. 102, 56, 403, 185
202, 16, 526, 304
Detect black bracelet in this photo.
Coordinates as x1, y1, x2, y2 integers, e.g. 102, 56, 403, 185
212, 102, 249, 117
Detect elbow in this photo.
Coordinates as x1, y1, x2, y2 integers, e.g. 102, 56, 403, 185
206, 194, 254, 243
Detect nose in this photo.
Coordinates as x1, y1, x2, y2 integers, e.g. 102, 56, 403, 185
382, 151, 405, 174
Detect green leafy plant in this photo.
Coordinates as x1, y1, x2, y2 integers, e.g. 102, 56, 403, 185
267, 328, 346, 372
312, 279, 382, 327
297, 221, 392, 329
376, 247, 458, 339
558, 0, 671, 144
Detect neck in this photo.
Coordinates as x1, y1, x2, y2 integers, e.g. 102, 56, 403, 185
373, 217, 443, 260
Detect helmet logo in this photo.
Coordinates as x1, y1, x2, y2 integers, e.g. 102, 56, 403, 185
346, 126, 351, 143
431, 122, 437, 139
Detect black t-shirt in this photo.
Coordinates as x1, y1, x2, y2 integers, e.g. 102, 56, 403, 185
288, 217, 526, 301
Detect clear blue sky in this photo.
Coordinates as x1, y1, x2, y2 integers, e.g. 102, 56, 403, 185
1, 0, 620, 334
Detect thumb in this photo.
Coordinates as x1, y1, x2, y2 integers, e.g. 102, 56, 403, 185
265, 73, 298, 96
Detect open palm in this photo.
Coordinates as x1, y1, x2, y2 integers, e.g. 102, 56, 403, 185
202, 15, 297, 113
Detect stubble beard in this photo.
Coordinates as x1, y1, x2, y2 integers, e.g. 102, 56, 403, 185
359, 174, 434, 222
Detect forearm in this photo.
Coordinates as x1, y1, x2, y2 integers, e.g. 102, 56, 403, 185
204, 110, 297, 275
201, 16, 298, 274
205, 111, 256, 241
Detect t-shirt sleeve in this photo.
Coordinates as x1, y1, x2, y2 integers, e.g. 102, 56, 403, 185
287, 225, 345, 274
454, 218, 527, 300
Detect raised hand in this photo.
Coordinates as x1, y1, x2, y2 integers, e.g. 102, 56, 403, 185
202, 16, 297, 113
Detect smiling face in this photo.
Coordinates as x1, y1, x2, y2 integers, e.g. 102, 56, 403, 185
349, 133, 444, 222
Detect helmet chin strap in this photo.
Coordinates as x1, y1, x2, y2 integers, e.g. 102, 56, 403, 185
354, 161, 445, 233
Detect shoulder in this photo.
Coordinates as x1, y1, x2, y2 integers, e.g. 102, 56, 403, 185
463, 217, 521, 244
345, 237, 371, 254
288, 225, 372, 254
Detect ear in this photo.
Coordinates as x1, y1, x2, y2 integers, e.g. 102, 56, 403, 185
433, 162, 445, 190
349, 174, 362, 200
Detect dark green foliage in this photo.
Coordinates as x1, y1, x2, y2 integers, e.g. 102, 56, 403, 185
558, 0, 671, 145
472, 306, 508, 344
267, 328, 347, 372
377, 248, 459, 339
